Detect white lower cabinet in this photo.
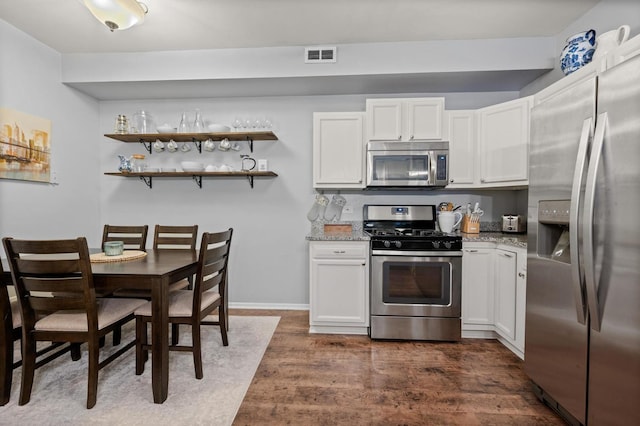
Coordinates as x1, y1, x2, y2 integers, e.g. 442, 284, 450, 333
462, 244, 495, 328
309, 241, 369, 335
462, 242, 527, 359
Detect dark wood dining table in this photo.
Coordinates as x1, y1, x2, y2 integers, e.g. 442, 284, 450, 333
1, 249, 199, 405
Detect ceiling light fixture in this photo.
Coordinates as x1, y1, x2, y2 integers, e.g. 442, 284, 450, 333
83, 0, 148, 32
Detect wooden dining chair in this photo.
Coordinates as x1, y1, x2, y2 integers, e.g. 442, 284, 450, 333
0, 273, 77, 406
112, 225, 198, 308
2, 237, 147, 409
101, 224, 148, 345
135, 228, 233, 380
102, 224, 148, 251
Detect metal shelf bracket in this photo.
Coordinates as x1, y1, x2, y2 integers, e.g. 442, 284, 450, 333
245, 137, 254, 153
192, 175, 202, 188
193, 138, 202, 153
140, 140, 152, 154
247, 175, 254, 188
139, 176, 152, 188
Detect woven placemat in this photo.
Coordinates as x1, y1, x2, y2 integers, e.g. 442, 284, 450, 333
90, 250, 147, 263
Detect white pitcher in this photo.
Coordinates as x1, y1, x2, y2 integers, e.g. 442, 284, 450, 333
438, 211, 463, 233
593, 25, 630, 61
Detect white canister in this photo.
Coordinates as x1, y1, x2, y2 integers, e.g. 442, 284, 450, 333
257, 159, 268, 171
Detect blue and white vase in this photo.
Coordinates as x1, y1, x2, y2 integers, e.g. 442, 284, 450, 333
560, 29, 596, 75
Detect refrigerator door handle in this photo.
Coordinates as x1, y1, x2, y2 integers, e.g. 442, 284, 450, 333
569, 117, 593, 325
584, 112, 607, 332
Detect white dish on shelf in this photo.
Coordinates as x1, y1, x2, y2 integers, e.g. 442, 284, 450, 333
207, 123, 231, 133
180, 161, 204, 172
157, 124, 176, 133
160, 168, 176, 172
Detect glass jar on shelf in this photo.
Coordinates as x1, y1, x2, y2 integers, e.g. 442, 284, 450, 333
130, 154, 147, 172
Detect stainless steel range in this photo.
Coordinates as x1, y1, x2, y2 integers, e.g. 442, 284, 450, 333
364, 204, 462, 341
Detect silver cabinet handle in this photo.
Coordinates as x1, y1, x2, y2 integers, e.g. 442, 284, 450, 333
450, 179, 455, 183
583, 112, 607, 332
499, 252, 513, 258
333, 250, 346, 254
569, 117, 592, 325
466, 249, 478, 253
518, 272, 526, 278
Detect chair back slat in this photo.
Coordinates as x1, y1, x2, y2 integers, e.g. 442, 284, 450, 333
15, 258, 81, 275
29, 296, 86, 312
102, 225, 148, 250
153, 225, 198, 250
22, 276, 84, 294
192, 229, 232, 315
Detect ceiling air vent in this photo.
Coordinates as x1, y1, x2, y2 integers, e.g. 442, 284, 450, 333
305, 46, 337, 63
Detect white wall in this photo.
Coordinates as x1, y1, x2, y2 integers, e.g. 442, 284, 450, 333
0, 20, 100, 243
521, 0, 640, 96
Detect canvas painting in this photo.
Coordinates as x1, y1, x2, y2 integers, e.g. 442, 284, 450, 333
0, 108, 51, 183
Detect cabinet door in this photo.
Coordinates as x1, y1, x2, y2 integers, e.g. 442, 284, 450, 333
446, 110, 476, 187
310, 258, 368, 325
405, 98, 444, 140
366, 99, 402, 141
462, 247, 495, 326
313, 112, 365, 188
494, 249, 517, 340
478, 96, 532, 184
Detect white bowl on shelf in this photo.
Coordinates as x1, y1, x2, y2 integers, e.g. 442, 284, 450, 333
180, 161, 204, 172
157, 124, 176, 133
207, 123, 231, 133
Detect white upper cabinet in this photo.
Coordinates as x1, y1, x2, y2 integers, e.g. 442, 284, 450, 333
366, 98, 444, 142
445, 110, 476, 187
313, 112, 365, 189
477, 96, 532, 186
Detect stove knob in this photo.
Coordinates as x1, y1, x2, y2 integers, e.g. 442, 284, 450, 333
394, 240, 402, 248
444, 241, 452, 249
432, 241, 440, 249
383, 240, 391, 248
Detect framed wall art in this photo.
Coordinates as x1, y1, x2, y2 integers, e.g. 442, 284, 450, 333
0, 108, 51, 183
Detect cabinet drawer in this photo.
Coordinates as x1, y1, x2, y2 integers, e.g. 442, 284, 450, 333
310, 242, 368, 259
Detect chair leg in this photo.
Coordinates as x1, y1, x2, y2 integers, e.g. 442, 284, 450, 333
219, 306, 229, 347
171, 323, 179, 346
113, 326, 122, 346
192, 323, 203, 379
0, 337, 13, 406
135, 317, 147, 375
18, 335, 36, 406
71, 343, 82, 361
86, 339, 99, 409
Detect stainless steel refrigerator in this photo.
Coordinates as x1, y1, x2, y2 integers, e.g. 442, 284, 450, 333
526, 53, 640, 425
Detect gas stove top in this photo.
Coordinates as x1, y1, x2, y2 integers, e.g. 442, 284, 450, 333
363, 204, 462, 251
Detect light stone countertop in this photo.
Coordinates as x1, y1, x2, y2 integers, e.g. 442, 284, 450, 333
307, 222, 526, 248
306, 221, 370, 242
462, 232, 527, 249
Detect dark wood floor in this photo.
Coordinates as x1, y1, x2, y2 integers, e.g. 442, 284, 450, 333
232, 309, 565, 425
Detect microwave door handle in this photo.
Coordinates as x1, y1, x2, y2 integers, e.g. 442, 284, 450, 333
569, 117, 592, 325
583, 112, 607, 332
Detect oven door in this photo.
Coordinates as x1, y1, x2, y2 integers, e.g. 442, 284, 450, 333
370, 251, 461, 318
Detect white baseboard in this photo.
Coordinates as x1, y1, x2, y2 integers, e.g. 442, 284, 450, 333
229, 302, 309, 311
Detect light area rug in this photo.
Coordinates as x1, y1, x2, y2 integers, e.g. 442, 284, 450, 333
1, 316, 280, 426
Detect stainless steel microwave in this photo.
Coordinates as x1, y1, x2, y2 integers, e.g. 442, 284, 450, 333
366, 141, 449, 188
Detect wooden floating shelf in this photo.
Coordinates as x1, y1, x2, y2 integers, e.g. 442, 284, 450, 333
104, 171, 278, 189
104, 131, 277, 153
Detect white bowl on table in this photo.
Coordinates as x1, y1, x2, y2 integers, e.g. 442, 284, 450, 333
180, 161, 204, 172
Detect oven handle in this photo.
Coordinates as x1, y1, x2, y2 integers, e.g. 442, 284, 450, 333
371, 250, 462, 257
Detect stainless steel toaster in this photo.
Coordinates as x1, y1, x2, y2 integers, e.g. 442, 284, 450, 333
502, 214, 527, 233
